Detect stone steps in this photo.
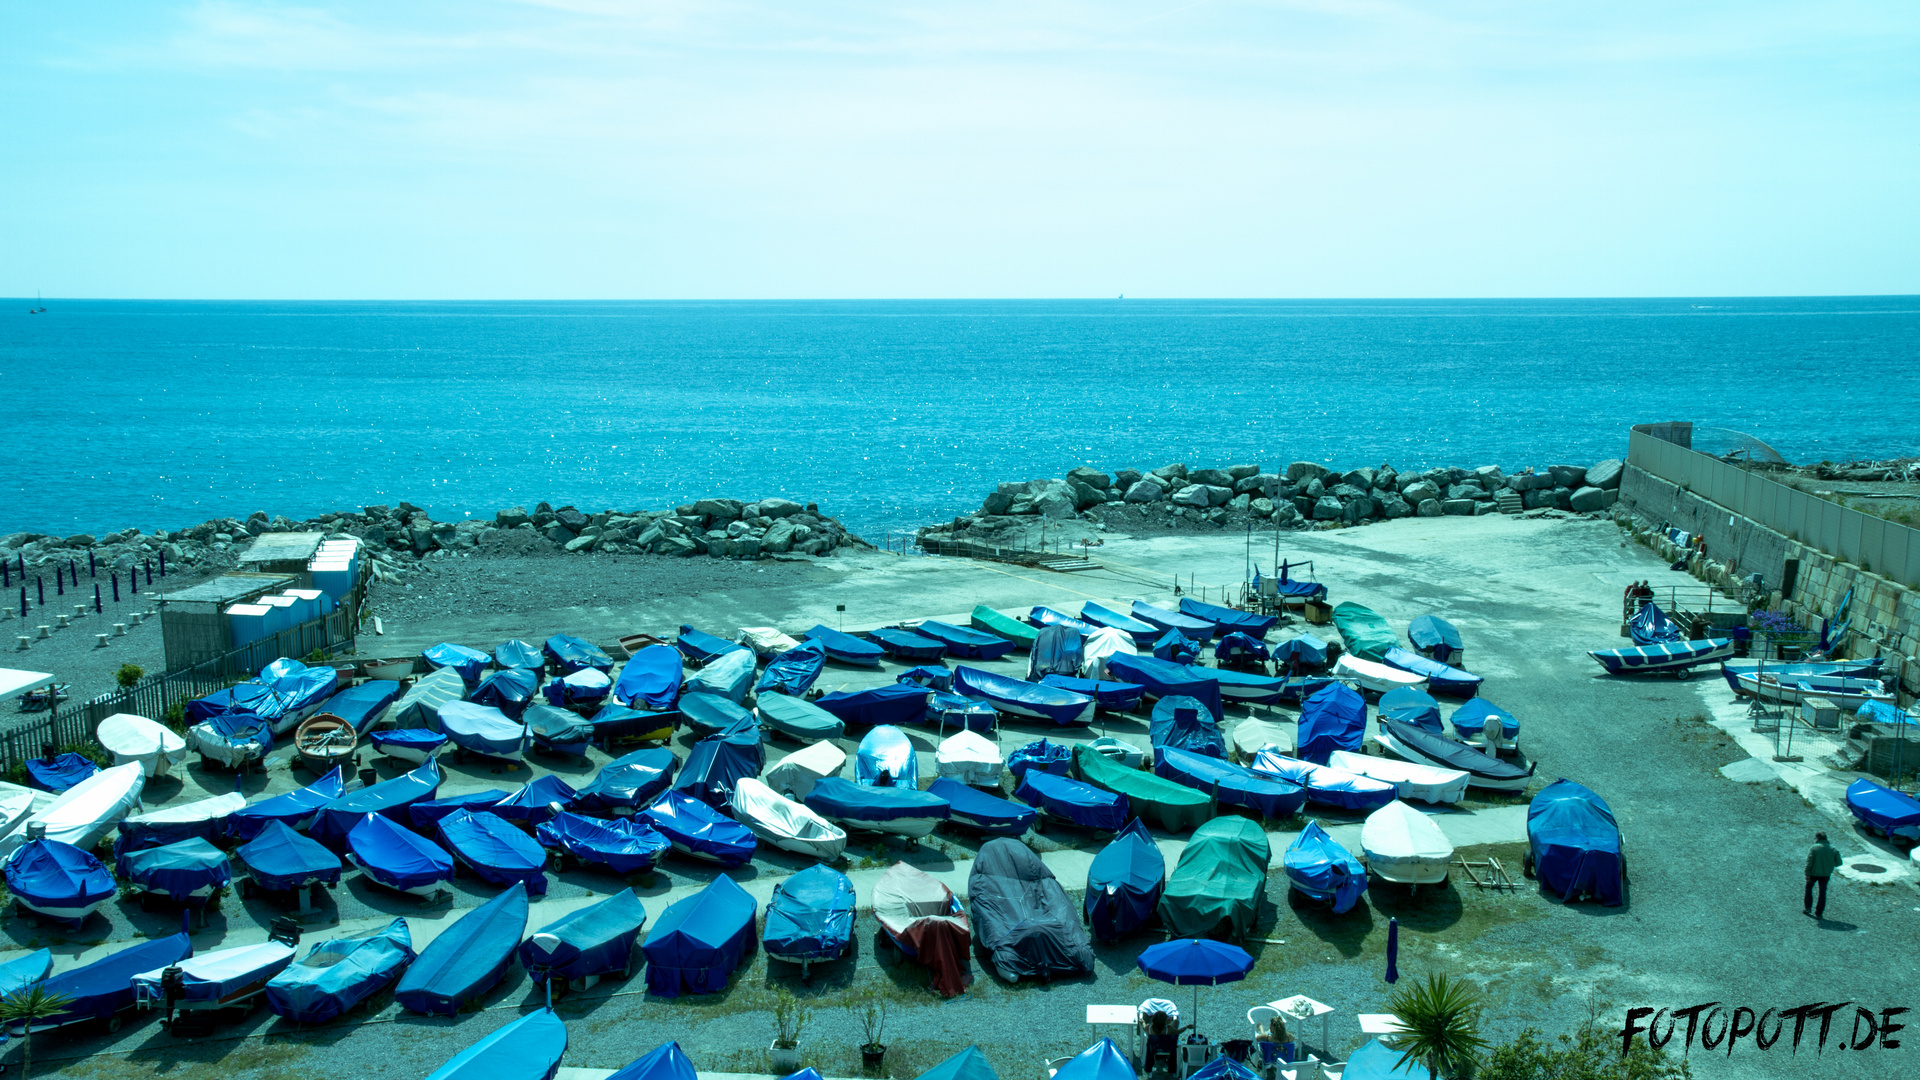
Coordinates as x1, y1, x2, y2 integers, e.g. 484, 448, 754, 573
1495, 491, 1524, 514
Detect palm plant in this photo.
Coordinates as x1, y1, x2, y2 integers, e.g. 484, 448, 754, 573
0, 984, 75, 1079
1384, 973, 1486, 1080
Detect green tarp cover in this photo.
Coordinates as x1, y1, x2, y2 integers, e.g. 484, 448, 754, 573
1073, 745, 1211, 833
1332, 603, 1397, 663
970, 607, 1038, 648
1157, 816, 1271, 940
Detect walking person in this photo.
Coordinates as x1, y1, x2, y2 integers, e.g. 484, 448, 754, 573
1805, 831, 1841, 918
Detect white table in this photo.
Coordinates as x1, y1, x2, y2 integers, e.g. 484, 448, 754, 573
1358, 1014, 1407, 1037
1087, 1004, 1140, 1062
1268, 996, 1335, 1057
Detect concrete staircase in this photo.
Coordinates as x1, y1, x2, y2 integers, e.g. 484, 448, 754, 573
1495, 490, 1524, 514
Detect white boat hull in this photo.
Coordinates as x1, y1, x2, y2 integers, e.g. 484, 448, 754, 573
1334, 655, 1429, 694
1373, 733, 1533, 792
1327, 751, 1468, 805
835, 815, 941, 839
15, 897, 109, 923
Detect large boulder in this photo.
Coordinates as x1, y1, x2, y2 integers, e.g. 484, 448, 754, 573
692, 498, 744, 521
1552, 487, 1574, 510
1303, 477, 1326, 499
1124, 480, 1166, 504
1379, 494, 1412, 519
1445, 483, 1480, 502
635, 524, 665, 550
1330, 483, 1366, 502
1234, 472, 1280, 497
1416, 499, 1443, 518
1549, 465, 1587, 489
1069, 481, 1106, 510
757, 498, 804, 518
1341, 498, 1375, 524
1189, 468, 1234, 488
1250, 497, 1275, 518
1226, 464, 1261, 481
1114, 468, 1144, 489
1007, 494, 1037, 515
1344, 467, 1377, 490
1228, 494, 1251, 512
1204, 485, 1234, 507
761, 520, 796, 553
1286, 462, 1329, 484
1375, 466, 1399, 492
1441, 500, 1476, 516
1272, 501, 1302, 525
544, 524, 576, 545
1569, 486, 1608, 512
1150, 463, 1189, 486
1400, 479, 1440, 504
981, 491, 1014, 515
1523, 489, 1556, 510
1067, 466, 1111, 490
1587, 459, 1624, 489
564, 534, 596, 553
1474, 466, 1505, 488
1034, 487, 1078, 519
554, 508, 590, 532
1312, 496, 1344, 521
661, 536, 699, 557
1171, 484, 1212, 508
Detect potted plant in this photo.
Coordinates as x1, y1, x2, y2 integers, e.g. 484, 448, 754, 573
771, 986, 811, 1074
847, 985, 889, 1074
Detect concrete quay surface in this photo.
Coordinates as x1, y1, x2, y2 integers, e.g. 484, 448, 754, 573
9, 514, 1915, 1080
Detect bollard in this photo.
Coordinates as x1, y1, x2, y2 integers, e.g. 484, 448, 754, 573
94, 585, 102, 614
56, 614, 70, 629
36, 625, 50, 640
131, 611, 144, 625
96, 633, 109, 648
15, 636, 28, 651
74, 604, 86, 619
112, 573, 119, 603
114, 623, 127, 637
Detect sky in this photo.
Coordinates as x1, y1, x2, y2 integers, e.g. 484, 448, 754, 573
3, 1, 1917, 299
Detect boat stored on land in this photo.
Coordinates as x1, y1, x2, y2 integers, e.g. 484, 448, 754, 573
615, 645, 684, 710
1153, 746, 1305, 818
755, 640, 826, 697
1283, 822, 1365, 913
1249, 752, 1397, 812
1527, 779, 1624, 905
855, 725, 920, 789
1080, 602, 1160, 646
97, 713, 187, 777
643, 875, 757, 997
1360, 800, 1453, 886
1332, 603, 1397, 662
641, 791, 757, 867
573, 748, 678, 815
917, 620, 1020, 660
1587, 639, 1735, 678
266, 918, 414, 1023
805, 625, 885, 667
867, 626, 949, 661
1380, 648, 1482, 698
927, 778, 1035, 836
437, 809, 549, 894
1159, 816, 1270, 940
1084, 818, 1164, 941
1376, 718, 1536, 791
969, 837, 1094, 982
971, 606, 1039, 649
523, 889, 647, 991
756, 691, 844, 742
1407, 615, 1463, 664
764, 864, 855, 976
425, 1009, 567, 1080
763, 741, 847, 801
952, 666, 1094, 725
873, 862, 971, 997
1074, 745, 1211, 833
1180, 598, 1277, 639
1326, 750, 1468, 805
804, 777, 949, 839
730, 777, 847, 861
537, 812, 671, 874
350, 813, 454, 896
1333, 654, 1429, 695
16, 931, 192, 1034
395, 882, 528, 1016
1015, 771, 1126, 833
1845, 778, 1920, 846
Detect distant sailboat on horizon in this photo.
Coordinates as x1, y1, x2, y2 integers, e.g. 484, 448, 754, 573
29, 291, 46, 314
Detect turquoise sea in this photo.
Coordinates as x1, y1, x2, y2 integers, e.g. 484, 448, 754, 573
4, 297, 1916, 540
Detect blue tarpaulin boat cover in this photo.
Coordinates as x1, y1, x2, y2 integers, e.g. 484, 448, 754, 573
868, 626, 949, 661
1382, 648, 1482, 698
36, 932, 191, 1028
4, 839, 115, 926
1527, 779, 1624, 906
1627, 603, 1683, 647
1255, 562, 1327, 601
438, 810, 549, 895
129, 941, 296, 1009
0, 949, 52, 998
928, 691, 1000, 734
1084, 818, 1163, 942
473, 668, 540, 720
1038, 675, 1145, 714
681, 693, 754, 738
523, 888, 648, 984
115, 791, 245, 856
439, 701, 528, 759
951, 666, 1094, 726
1180, 598, 1278, 640
856, 725, 920, 788
1856, 699, 1916, 727
1131, 602, 1216, 641
616, 645, 684, 710
817, 684, 929, 728
1008, 739, 1073, 781
321, 680, 401, 734
1270, 635, 1330, 668
1150, 696, 1226, 758
537, 812, 670, 874
805, 776, 950, 825
764, 863, 855, 962
257, 658, 340, 722
916, 621, 1017, 661
396, 882, 529, 1016
1052, 1039, 1137, 1080
1016, 771, 1128, 832
675, 625, 747, 666
756, 640, 826, 697
928, 778, 1036, 836
350, 813, 454, 893
1027, 626, 1085, 681
425, 1009, 569, 1080
495, 639, 546, 671
675, 718, 764, 808
542, 668, 613, 710
1105, 654, 1224, 722
588, 702, 678, 741
1153, 747, 1305, 818
267, 918, 414, 1023
491, 775, 578, 827
117, 838, 231, 904
1407, 616, 1463, 663
545, 634, 614, 674
644, 875, 758, 997
1296, 683, 1367, 764
25, 753, 98, 793
1449, 698, 1519, 741
1379, 688, 1442, 734
805, 625, 885, 667
423, 643, 491, 685
237, 821, 342, 892
575, 748, 680, 814
1152, 630, 1201, 664
411, 790, 511, 832
187, 682, 290, 727
1030, 607, 1097, 635
1847, 778, 1920, 834
916, 1046, 1000, 1080
1283, 822, 1367, 913
311, 758, 441, 851
1343, 1038, 1435, 1080
1214, 633, 1270, 665
525, 704, 596, 756
641, 791, 756, 867
608, 1041, 697, 1080
687, 648, 756, 704
1081, 603, 1161, 645
1250, 753, 1397, 812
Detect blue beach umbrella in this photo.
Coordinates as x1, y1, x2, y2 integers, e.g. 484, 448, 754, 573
1385, 917, 1399, 983
1137, 938, 1255, 1035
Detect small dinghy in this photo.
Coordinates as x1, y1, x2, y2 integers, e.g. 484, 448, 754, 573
1084, 818, 1164, 941
686, 647, 756, 703
546, 634, 615, 675
4, 838, 115, 926
739, 626, 802, 658
1449, 698, 1520, 754
392, 669, 467, 729
675, 625, 745, 665
1408, 615, 1464, 664
537, 812, 671, 874
525, 704, 596, 757
1104, 654, 1224, 720
1378, 687, 1443, 734
1150, 695, 1226, 759
641, 790, 757, 867
927, 778, 1035, 836
310, 758, 441, 851
116, 791, 247, 856
1007, 739, 1073, 780
362, 657, 418, 682
1074, 744, 1210, 833
97, 712, 187, 777
0, 761, 146, 856
935, 730, 1004, 786
1381, 648, 1482, 698
856, 725, 920, 788
1327, 750, 1469, 805
589, 702, 678, 743
1847, 778, 1920, 846
1079, 602, 1160, 646
816, 684, 929, 728
867, 626, 949, 661
1153, 745, 1306, 819
349, 813, 453, 896
25, 752, 97, 793
117, 837, 233, 907
762, 741, 847, 800
873, 862, 971, 997
411, 790, 510, 832
1376, 718, 1536, 792
615, 645, 684, 710
730, 777, 847, 861
19, 931, 191, 1034
682, 693, 755, 738
472, 668, 540, 720
1029, 606, 1097, 634
1015, 770, 1127, 833
971, 605, 1038, 649
1037, 674, 1144, 714
522, 888, 648, 991
643, 876, 759, 997
951, 666, 1094, 725
928, 690, 999, 734
1131, 601, 1216, 642
755, 639, 826, 697
1361, 800, 1454, 886
805, 624, 885, 667
1528, 779, 1625, 905
1588, 638, 1735, 678
915, 620, 1018, 661
757, 691, 845, 742
294, 713, 358, 776
491, 775, 578, 828
494, 639, 546, 672
1334, 654, 1429, 695
132, 940, 298, 1024
1284, 821, 1367, 913
438, 809, 549, 895
574, 748, 679, 815
320, 680, 402, 734
1249, 751, 1398, 812
437, 701, 528, 761
1086, 736, 1145, 769
675, 718, 764, 808
395, 882, 529, 1015
804, 776, 950, 839
764, 863, 856, 976
543, 667, 613, 710
425, 1008, 568, 1080
368, 728, 449, 766
1180, 597, 1277, 639
236, 820, 342, 896
968, 837, 1094, 983
422, 642, 491, 685
266, 918, 414, 1023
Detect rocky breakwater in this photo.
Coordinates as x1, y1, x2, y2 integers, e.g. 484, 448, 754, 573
916, 459, 1625, 548
0, 497, 864, 582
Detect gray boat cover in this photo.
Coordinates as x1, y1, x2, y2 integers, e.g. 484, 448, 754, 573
1026, 626, 1085, 682
967, 838, 1094, 982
